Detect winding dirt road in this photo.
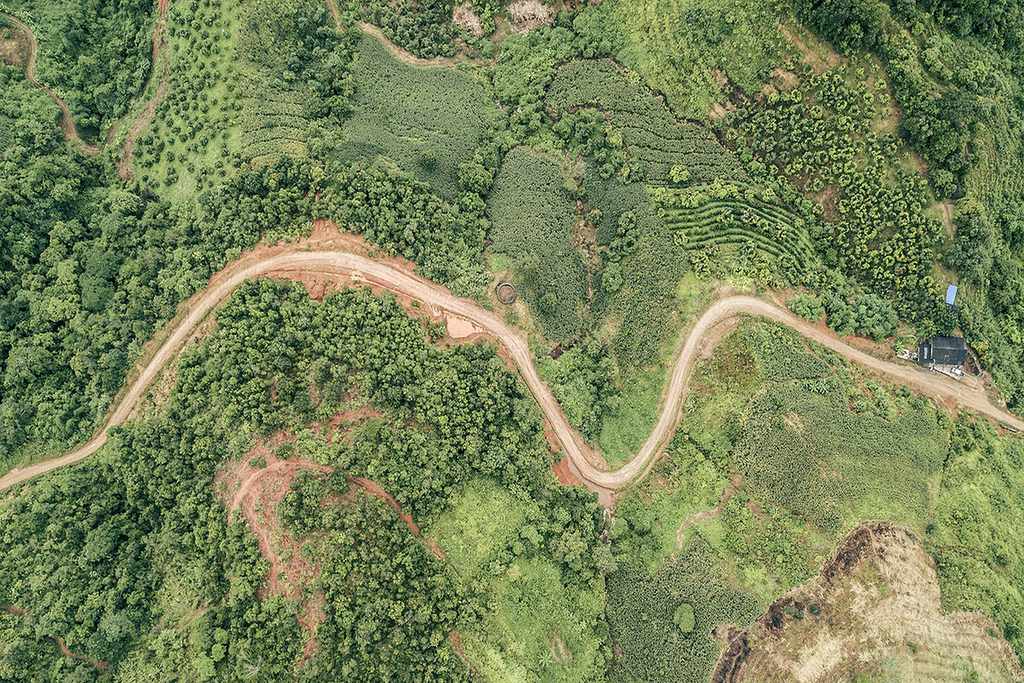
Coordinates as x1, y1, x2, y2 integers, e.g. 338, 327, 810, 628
7, 0, 170, 162
1, 246, 1021, 498
4, 14, 99, 153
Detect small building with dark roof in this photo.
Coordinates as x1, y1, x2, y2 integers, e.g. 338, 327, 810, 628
918, 336, 967, 367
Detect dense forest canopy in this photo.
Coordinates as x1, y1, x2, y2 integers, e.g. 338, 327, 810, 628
3, 0, 1024, 679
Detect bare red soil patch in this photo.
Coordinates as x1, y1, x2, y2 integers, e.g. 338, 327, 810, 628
218, 444, 329, 662
553, 457, 582, 486
217, 424, 447, 661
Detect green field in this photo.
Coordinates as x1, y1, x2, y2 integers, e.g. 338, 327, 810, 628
339, 33, 494, 201
574, 0, 791, 120
130, 0, 243, 196
436, 478, 609, 681
606, 536, 759, 683
487, 146, 589, 341
6, 0, 1024, 677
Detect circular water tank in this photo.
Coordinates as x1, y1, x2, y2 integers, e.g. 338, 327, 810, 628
496, 282, 517, 304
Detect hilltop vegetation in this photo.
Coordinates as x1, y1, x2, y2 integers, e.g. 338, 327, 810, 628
0, 281, 608, 680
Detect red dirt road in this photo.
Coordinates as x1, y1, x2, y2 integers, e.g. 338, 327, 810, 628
2, 244, 1022, 503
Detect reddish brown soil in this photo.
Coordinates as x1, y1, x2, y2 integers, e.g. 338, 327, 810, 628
218, 424, 446, 661
219, 445, 329, 660
323, 404, 385, 441
350, 476, 446, 560
553, 457, 582, 486
450, 630, 482, 675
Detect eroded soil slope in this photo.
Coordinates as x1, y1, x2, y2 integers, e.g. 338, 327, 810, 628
714, 522, 1024, 682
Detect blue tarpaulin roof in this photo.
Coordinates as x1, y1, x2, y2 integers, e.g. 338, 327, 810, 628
946, 285, 958, 306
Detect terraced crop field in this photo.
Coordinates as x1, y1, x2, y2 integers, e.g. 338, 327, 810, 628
655, 186, 821, 273
240, 70, 310, 165
546, 59, 747, 185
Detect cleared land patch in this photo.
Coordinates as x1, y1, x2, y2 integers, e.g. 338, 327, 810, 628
713, 522, 1024, 682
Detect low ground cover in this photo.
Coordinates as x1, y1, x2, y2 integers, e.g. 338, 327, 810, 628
486, 146, 588, 341
339, 32, 493, 202
435, 477, 609, 681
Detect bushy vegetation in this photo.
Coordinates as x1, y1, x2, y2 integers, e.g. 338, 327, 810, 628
7, 0, 155, 139
536, 337, 620, 442
652, 180, 820, 286
606, 535, 759, 682
0, 279, 608, 679
339, 33, 494, 201
238, 0, 359, 165
931, 417, 1024, 659
585, 172, 689, 371
722, 61, 945, 325
734, 347, 946, 536
608, 318, 952, 661
486, 146, 588, 341
789, 0, 1024, 407
434, 478, 610, 680
787, 291, 899, 341
355, 0, 463, 59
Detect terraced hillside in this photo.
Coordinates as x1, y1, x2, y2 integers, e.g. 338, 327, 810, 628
547, 59, 748, 185
654, 183, 821, 275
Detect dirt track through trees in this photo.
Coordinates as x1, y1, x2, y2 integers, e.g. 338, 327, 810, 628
4, 14, 99, 153
1, 245, 1022, 501
7, 0, 170, 158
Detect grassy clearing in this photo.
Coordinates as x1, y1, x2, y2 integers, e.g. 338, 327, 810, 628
434, 478, 526, 578
930, 418, 1024, 658
596, 369, 661, 469
612, 319, 951, 603
132, 0, 243, 198
434, 477, 608, 682
581, 0, 790, 120
486, 146, 588, 342
339, 33, 493, 202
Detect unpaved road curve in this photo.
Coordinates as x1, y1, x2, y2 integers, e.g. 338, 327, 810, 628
2, 248, 1022, 496
5, 14, 99, 154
